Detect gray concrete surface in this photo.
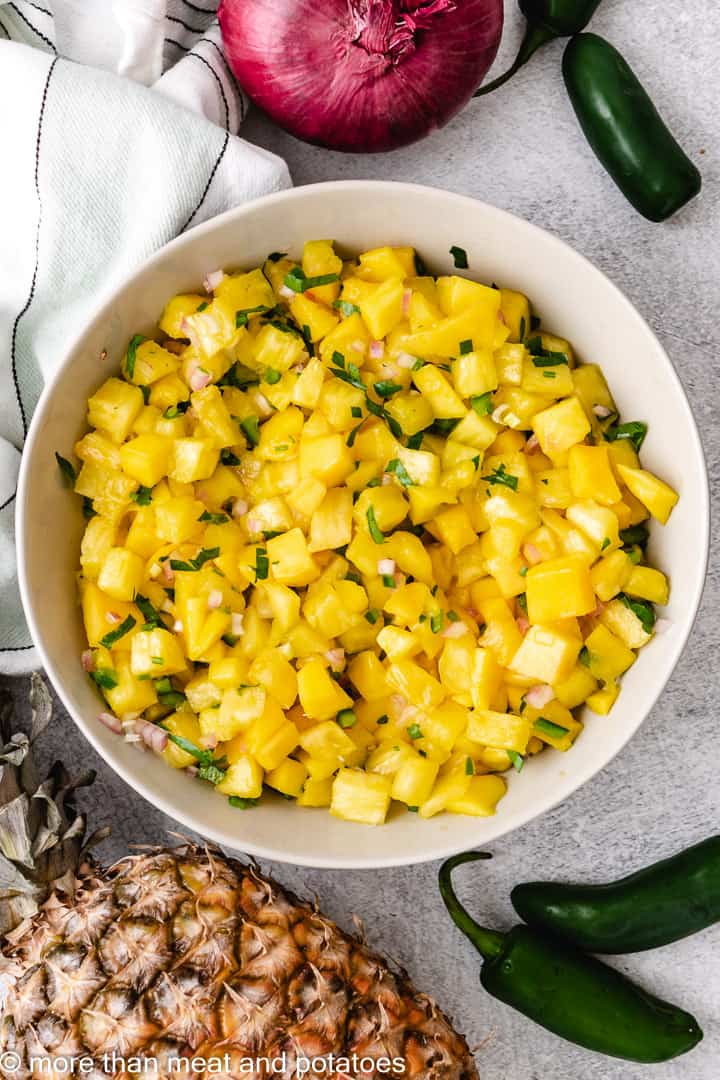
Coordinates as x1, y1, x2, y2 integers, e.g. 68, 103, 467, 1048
3, 0, 720, 1076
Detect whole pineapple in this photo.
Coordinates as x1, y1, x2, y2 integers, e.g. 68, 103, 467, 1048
0, 679, 478, 1080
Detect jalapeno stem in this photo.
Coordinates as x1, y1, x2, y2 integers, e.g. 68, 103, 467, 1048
438, 852, 506, 959
474, 23, 555, 97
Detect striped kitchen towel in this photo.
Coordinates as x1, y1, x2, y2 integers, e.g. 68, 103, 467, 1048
0, 0, 291, 674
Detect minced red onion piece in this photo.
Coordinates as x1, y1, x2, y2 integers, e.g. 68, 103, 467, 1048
370, 339, 385, 360
516, 616, 530, 635
279, 284, 296, 299
442, 621, 468, 638
397, 352, 416, 369
163, 561, 175, 584
207, 589, 223, 610
199, 733, 219, 750
381, 474, 393, 486
351, 339, 365, 353
326, 647, 345, 671
173, 619, 184, 633
105, 611, 121, 625
189, 366, 212, 392
377, 558, 396, 575
593, 404, 613, 418
523, 542, 542, 565
136, 719, 168, 752
231, 612, 244, 636
525, 434, 540, 454
402, 289, 412, 316
81, 650, 94, 672
204, 269, 224, 292
98, 711, 122, 734
526, 684, 555, 709
232, 498, 249, 518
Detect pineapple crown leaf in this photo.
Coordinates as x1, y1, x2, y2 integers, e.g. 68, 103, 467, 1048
0, 676, 96, 939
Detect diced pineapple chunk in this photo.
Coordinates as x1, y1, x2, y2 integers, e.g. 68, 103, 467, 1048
97, 547, 144, 602
87, 378, 144, 444
130, 628, 186, 677
446, 774, 507, 816
510, 625, 581, 684
298, 659, 352, 721
330, 768, 392, 825
583, 624, 635, 682
216, 755, 264, 799
616, 464, 678, 524
525, 554, 595, 623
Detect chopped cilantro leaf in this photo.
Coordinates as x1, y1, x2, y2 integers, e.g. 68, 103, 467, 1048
450, 245, 468, 269
366, 505, 385, 544
100, 614, 136, 648
534, 717, 570, 739
471, 392, 493, 416
604, 421, 648, 453
482, 463, 519, 491
55, 452, 76, 486
337, 708, 357, 729
124, 334, 144, 380
386, 458, 414, 487
131, 486, 153, 506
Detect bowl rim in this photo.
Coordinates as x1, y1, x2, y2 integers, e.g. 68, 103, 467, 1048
17, 180, 710, 868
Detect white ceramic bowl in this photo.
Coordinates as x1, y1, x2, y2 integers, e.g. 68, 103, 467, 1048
18, 181, 708, 868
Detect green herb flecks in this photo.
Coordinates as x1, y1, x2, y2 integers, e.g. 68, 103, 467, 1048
254, 548, 269, 581
604, 421, 648, 453
337, 709, 357, 729
507, 750, 525, 772
482, 463, 519, 491
284, 266, 340, 293
619, 593, 656, 634
228, 796, 259, 809
366, 506, 385, 544
169, 547, 220, 573
471, 392, 494, 416
534, 717, 570, 739
198, 510, 230, 525
235, 304, 272, 329
240, 416, 260, 447
90, 668, 118, 691
125, 334, 144, 380
135, 595, 166, 630
131, 486, 153, 506
385, 458, 414, 487
334, 300, 360, 317
450, 245, 469, 269
100, 614, 136, 649
373, 380, 403, 399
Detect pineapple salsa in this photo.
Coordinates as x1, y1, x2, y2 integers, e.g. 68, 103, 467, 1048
66, 240, 678, 825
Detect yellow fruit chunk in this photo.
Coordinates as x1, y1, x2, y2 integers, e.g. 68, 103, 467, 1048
158, 294, 206, 338
348, 651, 390, 702
124, 341, 178, 386
248, 650, 298, 709
554, 664, 598, 708
161, 709, 203, 769
290, 294, 339, 342
354, 486, 408, 535
331, 769, 392, 825
103, 653, 157, 715
169, 438, 220, 483
87, 378, 144, 444
212, 686, 266, 741
266, 528, 319, 587
97, 547, 144, 602
499, 288, 531, 342
447, 775, 507, 816
385, 391, 434, 436
590, 549, 633, 602
266, 757, 308, 798
391, 755, 439, 806
154, 496, 205, 544
359, 278, 405, 340
583, 624, 635, 682
119, 434, 173, 488
510, 625, 581, 684
521, 358, 574, 398
418, 757, 472, 818
216, 755, 264, 799
297, 776, 333, 807
357, 245, 414, 281
600, 598, 651, 649
525, 554, 596, 623
532, 397, 591, 458
412, 365, 466, 418
80, 517, 116, 580
130, 628, 185, 677
386, 660, 444, 710
586, 681, 620, 715
624, 565, 669, 605
298, 658, 352, 720
616, 464, 678, 524
299, 433, 354, 487
566, 500, 620, 552
568, 444, 621, 506
433, 505, 476, 554
466, 710, 531, 754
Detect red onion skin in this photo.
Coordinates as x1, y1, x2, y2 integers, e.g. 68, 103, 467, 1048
219, 0, 503, 152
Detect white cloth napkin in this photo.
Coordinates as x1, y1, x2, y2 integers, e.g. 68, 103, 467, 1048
0, 0, 291, 674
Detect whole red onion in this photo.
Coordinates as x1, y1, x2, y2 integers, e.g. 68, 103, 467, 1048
218, 0, 503, 152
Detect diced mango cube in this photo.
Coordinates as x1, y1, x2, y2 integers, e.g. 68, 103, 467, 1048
510, 624, 581, 684
525, 554, 596, 623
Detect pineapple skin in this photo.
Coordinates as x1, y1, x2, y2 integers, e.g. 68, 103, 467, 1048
0, 848, 478, 1080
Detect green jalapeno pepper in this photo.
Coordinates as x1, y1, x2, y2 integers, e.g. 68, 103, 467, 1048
563, 34, 702, 221
512, 835, 720, 953
475, 0, 603, 96
439, 852, 702, 1063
